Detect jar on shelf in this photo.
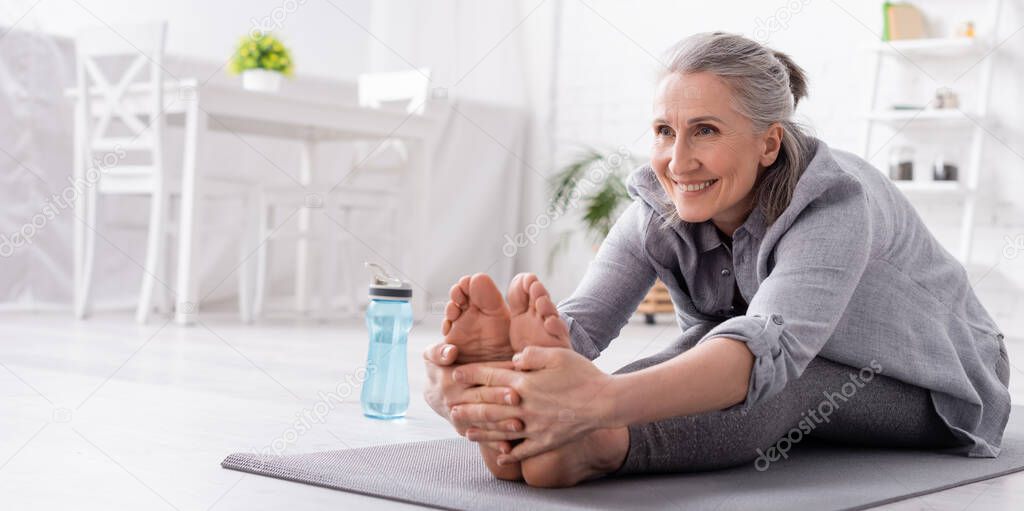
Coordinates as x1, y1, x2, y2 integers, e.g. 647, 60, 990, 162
934, 87, 959, 109
889, 146, 914, 181
933, 153, 959, 181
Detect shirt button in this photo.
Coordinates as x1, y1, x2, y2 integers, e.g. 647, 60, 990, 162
721, 268, 731, 277
772, 315, 784, 325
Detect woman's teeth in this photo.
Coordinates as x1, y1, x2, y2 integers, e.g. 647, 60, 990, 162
680, 179, 718, 192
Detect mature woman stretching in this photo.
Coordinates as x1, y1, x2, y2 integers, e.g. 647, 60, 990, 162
422, 32, 1011, 488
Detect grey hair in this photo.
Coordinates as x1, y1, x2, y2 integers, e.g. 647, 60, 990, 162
654, 32, 813, 229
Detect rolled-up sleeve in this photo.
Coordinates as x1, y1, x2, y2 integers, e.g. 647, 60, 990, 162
699, 181, 872, 411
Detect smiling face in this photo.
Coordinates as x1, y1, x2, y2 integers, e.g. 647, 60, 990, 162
650, 72, 783, 236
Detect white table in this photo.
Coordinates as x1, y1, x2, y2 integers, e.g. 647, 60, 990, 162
170, 81, 435, 324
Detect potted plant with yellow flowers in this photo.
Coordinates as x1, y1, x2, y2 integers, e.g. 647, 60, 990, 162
230, 31, 293, 92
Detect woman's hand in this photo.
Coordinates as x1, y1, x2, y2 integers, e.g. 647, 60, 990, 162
448, 346, 619, 465
421, 343, 523, 436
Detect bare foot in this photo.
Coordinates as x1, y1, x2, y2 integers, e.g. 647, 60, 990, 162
506, 273, 627, 487
467, 272, 572, 482
508, 273, 571, 352
443, 273, 514, 364
442, 273, 520, 480
521, 427, 630, 488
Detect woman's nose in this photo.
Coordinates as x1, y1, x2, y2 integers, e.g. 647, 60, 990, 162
668, 142, 696, 176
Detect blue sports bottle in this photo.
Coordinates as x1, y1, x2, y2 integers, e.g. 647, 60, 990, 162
360, 262, 413, 419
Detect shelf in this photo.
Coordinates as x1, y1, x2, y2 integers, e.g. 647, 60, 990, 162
864, 109, 979, 125
866, 37, 987, 57
891, 180, 967, 193
861, 0, 1004, 265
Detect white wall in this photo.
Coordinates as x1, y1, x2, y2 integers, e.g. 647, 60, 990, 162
20, 0, 371, 80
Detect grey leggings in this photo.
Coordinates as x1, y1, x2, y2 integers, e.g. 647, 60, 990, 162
612, 325, 961, 475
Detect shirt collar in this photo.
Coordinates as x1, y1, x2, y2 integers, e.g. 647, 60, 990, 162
689, 221, 723, 254
688, 206, 767, 254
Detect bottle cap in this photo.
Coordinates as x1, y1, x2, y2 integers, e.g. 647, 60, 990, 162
365, 262, 412, 301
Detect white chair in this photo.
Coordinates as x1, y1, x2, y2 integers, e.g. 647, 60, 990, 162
353, 69, 431, 172
250, 69, 430, 320
72, 21, 255, 324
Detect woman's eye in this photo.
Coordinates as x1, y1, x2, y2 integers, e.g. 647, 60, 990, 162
656, 125, 674, 137
695, 125, 717, 137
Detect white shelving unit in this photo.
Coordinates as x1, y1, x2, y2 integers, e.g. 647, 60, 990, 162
865, 36, 987, 57
893, 180, 964, 194
861, 0, 1004, 263
862, 108, 975, 124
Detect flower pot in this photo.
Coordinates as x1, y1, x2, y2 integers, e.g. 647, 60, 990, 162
241, 69, 283, 92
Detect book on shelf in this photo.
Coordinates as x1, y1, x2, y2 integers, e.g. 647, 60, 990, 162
883, 2, 928, 41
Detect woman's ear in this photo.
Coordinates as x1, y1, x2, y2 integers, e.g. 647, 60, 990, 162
759, 123, 784, 167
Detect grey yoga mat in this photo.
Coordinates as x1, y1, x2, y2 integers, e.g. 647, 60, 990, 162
222, 406, 1024, 510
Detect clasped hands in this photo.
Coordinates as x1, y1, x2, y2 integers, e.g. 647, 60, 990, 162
421, 273, 618, 467
426, 340, 616, 465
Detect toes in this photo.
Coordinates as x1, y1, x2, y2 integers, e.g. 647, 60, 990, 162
527, 278, 550, 313
444, 301, 463, 322
520, 273, 539, 293
444, 277, 471, 334
520, 274, 540, 311
543, 314, 570, 340
507, 273, 530, 314
534, 294, 558, 317
469, 273, 508, 314
441, 305, 459, 334
536, 295, 569, 339
449, 275, 471, 307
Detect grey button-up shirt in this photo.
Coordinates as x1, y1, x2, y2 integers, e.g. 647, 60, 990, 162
558, 138, 1011, 457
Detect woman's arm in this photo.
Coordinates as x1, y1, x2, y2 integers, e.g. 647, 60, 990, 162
607, 336, 753, 424
557, 200, 658, 360
688, 179, 872, 412
449, 339, 752, 463
453, 177, 873, 462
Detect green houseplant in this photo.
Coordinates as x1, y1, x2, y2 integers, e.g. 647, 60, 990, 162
230, 32, 293, 92
547, 147, 672, 324
547, 147, 634, 270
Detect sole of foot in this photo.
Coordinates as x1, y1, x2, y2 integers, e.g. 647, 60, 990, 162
486, 273, 572, 482
507, 273, 571, 352
442, 273, 514, 363
442, 274, 522, 479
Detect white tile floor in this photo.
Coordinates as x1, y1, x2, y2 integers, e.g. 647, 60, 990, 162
1, 312, 1022, 510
